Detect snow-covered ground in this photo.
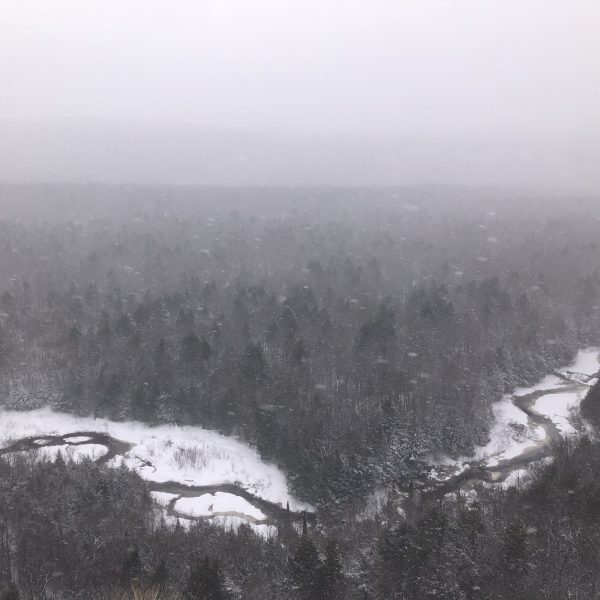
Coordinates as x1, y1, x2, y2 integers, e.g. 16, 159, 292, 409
532, 392, 580, 436
430, 394, 546, 471
0, 408, 309, 518
562, 348, 600, 381
9, 443, 108, 463
174, 493, 266, 521
476, 348, 599, 468
62, 435, 94, 444
150, 491, 277, 537
473, 397, 546, 467
486, 457, 554, 490
431, 348, 599, 481
151, 491, 178, 507
162, 512, 277, 538
518, 347, 600, 437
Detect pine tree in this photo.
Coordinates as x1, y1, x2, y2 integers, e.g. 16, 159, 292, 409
181, 332, 202, 364
0, 584, 19, 600
185, 558, 229, 600
150, 558, 169, 587
319, 541, 344, 599
121, 546, 141, 584
460, 502, 484, 553
53, 450, 67, 471
502, 520, 528, 572
240, 343, 266, 383
290, 526, 321, 599
582, 378, 600, 422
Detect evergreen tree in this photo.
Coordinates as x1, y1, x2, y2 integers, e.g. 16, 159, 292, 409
378, 523, 421, 596
185, 558, 229, 600
460, 502, 484, 553
319, 541, 344, 599
181, 332, 202, 364
290, 529, 321, 599
502, 520, 528, 573
150, 558, 169, 587
0, 584, 19, 600
240, 343, 266, 383
582, 377, 600, 422
121, 546, 141, 584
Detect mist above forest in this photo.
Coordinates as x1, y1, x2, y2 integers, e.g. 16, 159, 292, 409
2, 2, 600, 598
2, 1, 599, 190
1, 121, 599, 190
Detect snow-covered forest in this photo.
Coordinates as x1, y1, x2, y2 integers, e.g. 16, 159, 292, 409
2, 0, 600, 596
0, 186, 599, 598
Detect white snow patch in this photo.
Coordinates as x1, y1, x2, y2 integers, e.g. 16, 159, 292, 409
0, 407, 308, 511
163, 514, 190, 529
430, 349, 598, 474
533, 392, 582, 435
502, 468, 528, 489
151, 492, 178, 507
65, 444, 108, 462
524, 349, 599, 436
175, 493, 266, 521
560, 348, 600, 378
63, 435, 94, 444
514, 373, 563, 396
162, 513, 276, 538
501, 457, 554, 489
211, 515, 277, 538
33, 438, 59, 446
474, 397, 545, 467
425, 455, 469, 480
8, 443, 107, 463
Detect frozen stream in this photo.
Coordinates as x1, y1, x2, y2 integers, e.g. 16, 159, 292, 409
0, 410, 311, 536
421, 347, 600, 501
1, 348, 598, 530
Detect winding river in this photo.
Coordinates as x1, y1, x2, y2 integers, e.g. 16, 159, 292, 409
413, 349, 600, 506
0, 348, 598, 530
0, 429, 311, 530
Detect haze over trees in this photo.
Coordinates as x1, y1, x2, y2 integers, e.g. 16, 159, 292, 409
1, 1, 600, 597
0, 186, 599, 598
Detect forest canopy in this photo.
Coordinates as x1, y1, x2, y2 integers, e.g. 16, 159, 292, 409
0, 185, 599, 598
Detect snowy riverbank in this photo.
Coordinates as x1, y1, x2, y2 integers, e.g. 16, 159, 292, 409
430, 348, 599, 486
0, 408, 310, 533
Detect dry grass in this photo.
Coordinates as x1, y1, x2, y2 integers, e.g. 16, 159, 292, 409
173, 444, 209, 470
171, 441, 232, 470
108, 585, 183, 600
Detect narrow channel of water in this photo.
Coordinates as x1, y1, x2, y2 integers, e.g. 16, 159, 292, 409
0, 412, 310, 531
1, 349, 598, 529
414, 348, 600, 505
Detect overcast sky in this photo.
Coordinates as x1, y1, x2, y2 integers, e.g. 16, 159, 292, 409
1, 1, 599, 188
1, 0, 599, 138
